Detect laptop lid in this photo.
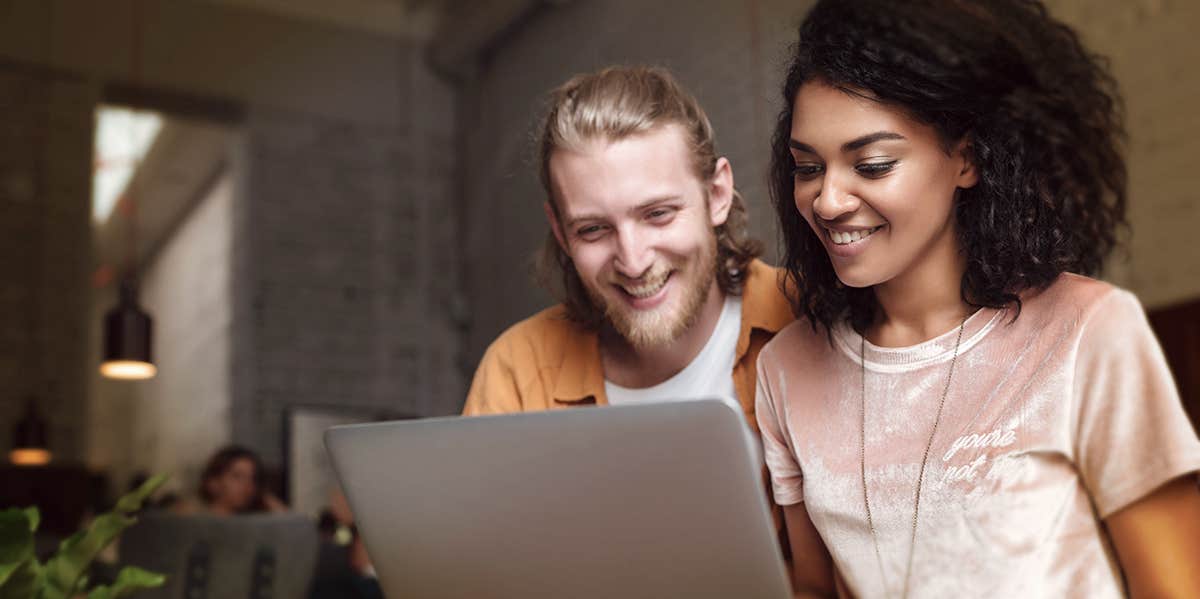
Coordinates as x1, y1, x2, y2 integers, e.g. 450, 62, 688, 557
325, 399, 792, 599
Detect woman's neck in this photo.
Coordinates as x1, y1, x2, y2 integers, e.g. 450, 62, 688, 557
868, 240, 973, 348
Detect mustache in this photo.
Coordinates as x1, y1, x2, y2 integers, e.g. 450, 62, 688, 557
606, 264, 671, 287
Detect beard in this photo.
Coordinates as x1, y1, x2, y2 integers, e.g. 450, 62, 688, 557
584, 232, 719, 350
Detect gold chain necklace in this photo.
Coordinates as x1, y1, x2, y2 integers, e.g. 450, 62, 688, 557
860, 317, 966, 599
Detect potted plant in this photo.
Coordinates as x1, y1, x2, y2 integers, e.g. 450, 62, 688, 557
0, 474, 168, 599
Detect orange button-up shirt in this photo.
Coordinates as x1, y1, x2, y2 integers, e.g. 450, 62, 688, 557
462, 259, 794, 430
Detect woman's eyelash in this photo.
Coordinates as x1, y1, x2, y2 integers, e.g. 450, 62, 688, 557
856, 160, 898, 175
793, 164, 823, 178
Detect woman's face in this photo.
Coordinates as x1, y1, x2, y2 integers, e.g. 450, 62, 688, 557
208, 456, 258, 512
788, 81, 977, 290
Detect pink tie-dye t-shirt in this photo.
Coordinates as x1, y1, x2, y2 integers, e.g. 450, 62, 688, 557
756, 274, 1200, 598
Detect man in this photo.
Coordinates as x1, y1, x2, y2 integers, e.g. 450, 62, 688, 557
463, 65, 793, 434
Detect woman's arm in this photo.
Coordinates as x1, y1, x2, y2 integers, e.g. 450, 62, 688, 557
784, 502, 837, 598
1105, 474, 1200, 599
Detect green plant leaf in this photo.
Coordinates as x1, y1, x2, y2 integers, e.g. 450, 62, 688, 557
89, 567, 164, 599
84, 566, 165, 599
113, 475, 168, 515
42, 474, 168, 599
0, 559, 27, 591
21, 509, 38, 534
0, 557, 39, 599
54, 532, 84, 556
0, 562, 20, 589
41, 513, 134, 599
0, 509, 34, 566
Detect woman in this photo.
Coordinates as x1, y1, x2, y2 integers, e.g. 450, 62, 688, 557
756, 1, 1200, 597
194, 445, 286, 515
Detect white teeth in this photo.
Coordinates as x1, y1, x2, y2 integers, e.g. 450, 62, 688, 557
621, 273, 668, 298
828, 226, 880, 245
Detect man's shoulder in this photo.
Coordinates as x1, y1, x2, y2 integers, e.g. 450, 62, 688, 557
465, 304, 600, 415
741, 260, 797, 334
484, 304, 593, 364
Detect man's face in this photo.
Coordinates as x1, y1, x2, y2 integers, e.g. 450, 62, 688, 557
546, 124, 732, 349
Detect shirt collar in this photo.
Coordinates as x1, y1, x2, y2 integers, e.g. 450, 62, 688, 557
550, 259, 794, 404
740, 259, 795, 334
550, 316, 606, 405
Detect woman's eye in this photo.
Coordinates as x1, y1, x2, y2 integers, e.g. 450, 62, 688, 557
792, 163, 824, 181
856, 160, 897, 177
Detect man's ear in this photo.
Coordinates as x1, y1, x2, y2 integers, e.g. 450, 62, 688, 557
543, 201, 568, 252
954, 139, 979, 189
709, 157, 734, 227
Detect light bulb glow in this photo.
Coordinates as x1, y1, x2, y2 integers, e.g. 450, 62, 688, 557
100, 360, 157, 380
10, 448, 51, 466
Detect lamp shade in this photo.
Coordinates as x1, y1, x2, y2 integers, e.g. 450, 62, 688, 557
100, 282, 156, 380
10, 399, 51, 466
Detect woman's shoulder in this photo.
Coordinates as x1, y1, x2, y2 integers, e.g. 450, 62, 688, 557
1017, 273, 1145, 336
761, 317, 840, 368
1021, 272, 1131, 317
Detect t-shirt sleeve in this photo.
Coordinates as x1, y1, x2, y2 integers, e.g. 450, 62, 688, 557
755, 342, 805, 506
1072, 289, 1200, 518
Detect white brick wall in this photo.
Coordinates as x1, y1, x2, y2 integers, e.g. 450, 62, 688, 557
232, 57, 459, 465
1044, 0, 1200, 309
460, 0, 817, 378
135, 172, 235, 493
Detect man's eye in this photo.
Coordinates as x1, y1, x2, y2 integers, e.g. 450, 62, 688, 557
576, 225, 606, 239
646, 208, 675, 222
856, 160, 898, 177
792, 163, 824, 181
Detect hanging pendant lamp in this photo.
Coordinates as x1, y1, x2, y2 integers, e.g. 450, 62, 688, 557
100, 280, 156, 380
99, 0, 156, 381
10, 398, 51, 466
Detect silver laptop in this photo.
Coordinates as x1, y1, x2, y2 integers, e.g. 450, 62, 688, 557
325, 398, 792, 599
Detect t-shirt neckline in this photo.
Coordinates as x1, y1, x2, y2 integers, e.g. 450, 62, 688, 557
834, 306, 1005, 373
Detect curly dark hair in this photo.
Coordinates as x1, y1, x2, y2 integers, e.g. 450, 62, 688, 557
198, 444, 268, 513
770, 0, 1127, 335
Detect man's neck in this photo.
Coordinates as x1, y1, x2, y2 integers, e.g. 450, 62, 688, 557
600, 283, 726, 389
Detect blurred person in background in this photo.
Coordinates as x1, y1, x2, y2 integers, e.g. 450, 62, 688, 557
177, 445, 287, 515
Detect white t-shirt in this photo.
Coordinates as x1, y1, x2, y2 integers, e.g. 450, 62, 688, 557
755, 274, 1200, 598
606, 295, 742, 405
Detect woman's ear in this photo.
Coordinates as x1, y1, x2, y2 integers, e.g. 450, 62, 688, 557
955, 139, 979, 189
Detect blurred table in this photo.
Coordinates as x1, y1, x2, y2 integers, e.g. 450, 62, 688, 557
0, 464, 106, 535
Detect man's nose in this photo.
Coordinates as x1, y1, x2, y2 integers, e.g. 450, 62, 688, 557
612, 225, 653, 278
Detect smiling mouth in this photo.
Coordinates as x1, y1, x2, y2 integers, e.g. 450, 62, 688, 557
824, 225, 885, 245
616, 271, 671, 299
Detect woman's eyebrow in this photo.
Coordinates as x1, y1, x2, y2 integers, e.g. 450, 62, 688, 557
788, 131, 907, 154
843, 131, 906, 152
